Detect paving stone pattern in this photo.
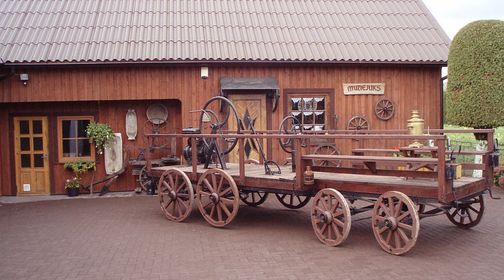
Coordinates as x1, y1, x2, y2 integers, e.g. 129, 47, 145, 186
1, 188, 504, 280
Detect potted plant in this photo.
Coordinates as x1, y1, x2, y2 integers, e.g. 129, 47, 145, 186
64, 160, 96, 196
86, 121, 115, 154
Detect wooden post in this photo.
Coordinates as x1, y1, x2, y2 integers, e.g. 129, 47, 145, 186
485, 130, 495, 187
191, 136, 197, 181
294, 138, 305, 190
437, 137, 452, 203
239, 138, 245, 184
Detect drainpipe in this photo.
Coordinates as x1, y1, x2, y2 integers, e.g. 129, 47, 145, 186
440, 75, 448, 128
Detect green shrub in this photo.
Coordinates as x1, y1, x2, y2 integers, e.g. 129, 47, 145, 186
86, 121, 115, 154
445, 20, 504, 128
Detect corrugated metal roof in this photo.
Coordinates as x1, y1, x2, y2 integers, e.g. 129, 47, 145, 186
0, 0, 450, 64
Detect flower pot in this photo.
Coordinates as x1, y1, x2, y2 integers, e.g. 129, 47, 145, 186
67, 188, 79, 197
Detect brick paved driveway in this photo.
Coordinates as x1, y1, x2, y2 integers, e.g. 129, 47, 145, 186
1, 188, 504, 280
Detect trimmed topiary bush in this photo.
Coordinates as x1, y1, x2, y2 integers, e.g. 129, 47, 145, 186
445, 20, 504, 129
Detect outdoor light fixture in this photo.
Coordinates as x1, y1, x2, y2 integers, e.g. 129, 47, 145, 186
200, 66, 208, 79
19, 73, 29, 86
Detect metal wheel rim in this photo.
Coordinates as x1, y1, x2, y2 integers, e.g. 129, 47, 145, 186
196, 169, 240, 227
240, 191, 269, 207
446, 195, 484, 229
278, 115, 303, 153
275, 193, 311, 209
372, 191, 419, 255
311, 188, 351, 246
198, 96, 240, 155
139, 166, 150, 192
157, 168, 194, 222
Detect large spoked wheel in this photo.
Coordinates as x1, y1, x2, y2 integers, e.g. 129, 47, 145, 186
240, 191, 269, 207
372, 191, 420, 255
278, 115, 304, 153
313, 144, 341, 167
198, 96, 241, 155
275, 193, 311, 209
311, 188, 352, 246
446, 195, 484, 229
196, 169, 240, 227
157, 168, 194, 222
139, 165, 156, 193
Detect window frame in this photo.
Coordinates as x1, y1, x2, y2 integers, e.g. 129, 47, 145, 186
57, 116, 95, 163
283, 89, 335, 130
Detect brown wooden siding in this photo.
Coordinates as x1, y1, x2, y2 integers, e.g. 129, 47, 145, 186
0, 64, 441, 195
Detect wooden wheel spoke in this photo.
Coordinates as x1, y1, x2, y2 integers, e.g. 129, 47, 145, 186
314, 205, 326, 214
176, 197, 188, 212
219, 201, 232, 217
216, 202, 223, 221
397, 210, 410, 222
202, 179, 215, 193
385, 229, 393, 244
217, 176, 224, 193
332, 210, 344, 218
220, 197, 235, 204
333, 217, 345, 228
467, 205, 480, 214
219, 187, 232, 196
162, 181, 173, 192
168, 174, 175, 189
394, 200, 404, 217
209, 205, 216, 219
378, 225, 389, 235
398, 222, 413, 231
331, 223, 341, 239
397, 228, 410, 243
211, 173, 218, 192
394, 231, 401, 249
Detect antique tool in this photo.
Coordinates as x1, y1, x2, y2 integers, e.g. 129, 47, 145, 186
242, 114, 281, 175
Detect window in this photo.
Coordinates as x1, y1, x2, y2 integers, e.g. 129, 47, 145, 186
57, 116, 94, 162
286, 91, 332, 131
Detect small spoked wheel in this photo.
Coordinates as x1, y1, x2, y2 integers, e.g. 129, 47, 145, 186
240, 191, 269, 207
157, 168, 194, 222
275, 193, 311, 209
446, 195, 484, 229
196, 169, 240, 227
311, 188, 352, 246
372, 191, 420, 255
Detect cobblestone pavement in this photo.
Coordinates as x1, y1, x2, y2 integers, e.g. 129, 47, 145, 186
1, 188, 504, 280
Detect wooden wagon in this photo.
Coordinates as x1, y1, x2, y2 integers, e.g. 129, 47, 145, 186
146, 127, 497, 255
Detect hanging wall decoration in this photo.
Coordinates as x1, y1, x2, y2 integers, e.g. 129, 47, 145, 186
125, 109, 138, 140
347, 116, 370, 130
374, 98, 395, 121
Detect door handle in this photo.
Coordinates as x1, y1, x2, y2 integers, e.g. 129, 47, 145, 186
41, 154, 49, 159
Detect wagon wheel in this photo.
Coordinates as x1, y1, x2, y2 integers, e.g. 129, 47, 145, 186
196, 169, 240, 227
138, 165, 152, 192
347, 116, 370, 131
372, 191, 420, 255
446, 195, 484, 229
278, 115, 305, 153
198, 96, 241, 156
311, 188, 352, 246
313, 144, 341, 167
275, 193, 311, 209
374, 98, 395, 121
157, 168, 194, 222
240, 191, 269, 207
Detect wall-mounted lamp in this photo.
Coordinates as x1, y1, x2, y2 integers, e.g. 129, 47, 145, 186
20, 73, 29, 86
200, 67, 208, 79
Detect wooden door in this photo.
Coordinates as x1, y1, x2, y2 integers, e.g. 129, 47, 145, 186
14, 117, 50, 195
228, 94, 267, 163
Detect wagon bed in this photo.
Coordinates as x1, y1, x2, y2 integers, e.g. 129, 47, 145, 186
152, 163, 483, 199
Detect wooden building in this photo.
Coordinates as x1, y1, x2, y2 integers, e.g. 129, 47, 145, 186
0, 0, 450, 196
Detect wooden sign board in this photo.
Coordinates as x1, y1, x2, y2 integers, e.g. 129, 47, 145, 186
343, 83, 385, 95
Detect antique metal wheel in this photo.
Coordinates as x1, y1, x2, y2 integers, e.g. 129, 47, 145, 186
278, 115, 304, 153
157, 168, 194, 222
313, 144, 341, 167
347, 116, 370, 131
374, 98, 395, 121
311, 188, 352, 246
196, 169, 240, 227
275, 193, 311, 209
446, 195, 484, 229
240, 191, 269, 207
372, 191, 420, 255
198, 96, 241, 155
